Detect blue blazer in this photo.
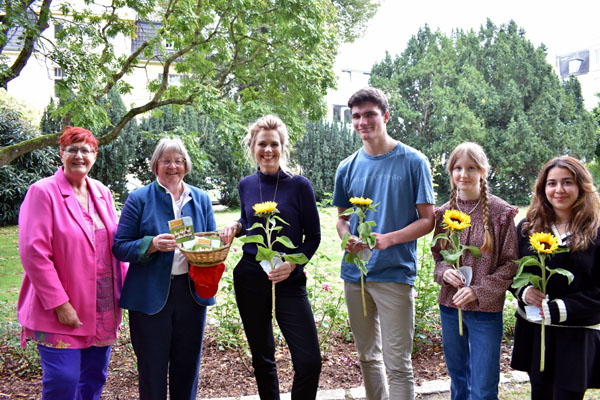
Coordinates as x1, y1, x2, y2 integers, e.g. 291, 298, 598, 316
113, 181, 217, 314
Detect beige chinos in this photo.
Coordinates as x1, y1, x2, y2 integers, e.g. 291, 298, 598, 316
344, 281, 415, 400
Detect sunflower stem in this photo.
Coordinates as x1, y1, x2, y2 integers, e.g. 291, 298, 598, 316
272, 282, 276, 326
453, 233, 464, 336
540, 254, 547, 372
361, 269, 366, 317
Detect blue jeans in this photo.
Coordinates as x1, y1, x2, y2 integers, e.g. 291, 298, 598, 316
439, 305, 503, 400
38, 344, 111, 400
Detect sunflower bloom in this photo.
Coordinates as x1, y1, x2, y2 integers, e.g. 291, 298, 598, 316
253, 201, 278, 215
350, 197, 373, 206
442, 209, 471, 232
530, 232, 559, 254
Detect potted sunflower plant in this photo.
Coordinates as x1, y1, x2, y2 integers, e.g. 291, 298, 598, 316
239, 201, 308, 325
511, 232, 572, 371
431, 209, 481, 335
340, 197, 379, 317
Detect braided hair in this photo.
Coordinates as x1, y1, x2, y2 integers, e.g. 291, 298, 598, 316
446, 142, 493, 253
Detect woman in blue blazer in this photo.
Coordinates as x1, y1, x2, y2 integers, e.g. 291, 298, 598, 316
113, 137, 216, 400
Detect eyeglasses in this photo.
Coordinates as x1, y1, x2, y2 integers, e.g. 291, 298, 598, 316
159, 158, 186, 167
64, 146, 95, 157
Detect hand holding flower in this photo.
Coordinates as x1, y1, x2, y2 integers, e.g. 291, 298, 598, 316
269, 261, 296, 283
443, 269, 465, 289
452, 287, 476, 307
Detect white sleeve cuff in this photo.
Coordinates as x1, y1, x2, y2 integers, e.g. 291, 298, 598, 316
541, 299, 551, 325
556, 299, 567, 323
521, 286, 533, 305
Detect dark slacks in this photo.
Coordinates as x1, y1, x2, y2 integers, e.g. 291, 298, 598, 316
234, 255, 322, 400
129, 274, 207, 400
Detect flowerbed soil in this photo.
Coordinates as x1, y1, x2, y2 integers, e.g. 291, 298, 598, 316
0, 326, 514, 399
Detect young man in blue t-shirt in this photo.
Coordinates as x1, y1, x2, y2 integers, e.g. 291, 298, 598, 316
333, 87, 435, 399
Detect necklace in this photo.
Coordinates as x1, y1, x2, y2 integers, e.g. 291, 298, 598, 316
457, 198, 481, 215
258, 170, 280, 203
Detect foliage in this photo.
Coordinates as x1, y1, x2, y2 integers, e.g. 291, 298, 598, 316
0, 93, 59, 226
40, 89, 140, 200
135, 105, 253, 206
0, 0, 379, 166
370, 20, 595, 205
294, 120, 362, 204
413, 235, 442, 348
0, 300, 41, 379
91, 90, 140, 200
306, 250, 353, 356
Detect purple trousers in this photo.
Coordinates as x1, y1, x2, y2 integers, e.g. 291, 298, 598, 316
38, 344, 111, 400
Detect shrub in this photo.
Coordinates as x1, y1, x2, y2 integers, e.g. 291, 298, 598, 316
294, 121, 361, 205
0, 96, 59, 226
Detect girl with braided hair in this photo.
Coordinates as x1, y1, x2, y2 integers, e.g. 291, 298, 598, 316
431, 142, 519, 400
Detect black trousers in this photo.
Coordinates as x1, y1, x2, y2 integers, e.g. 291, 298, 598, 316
234, 255, 322, 400
129, 274, 207, 400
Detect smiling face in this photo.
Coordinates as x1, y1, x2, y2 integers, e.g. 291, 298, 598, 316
451, 154, 484, 200
60, 141, 97, 180
156, 149, 186, 188
545, 166, 580, 220
253, 129, 282, 174
351, 101, 389, 142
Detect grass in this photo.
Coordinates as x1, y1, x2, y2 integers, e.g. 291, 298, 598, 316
0, 225, 22, 304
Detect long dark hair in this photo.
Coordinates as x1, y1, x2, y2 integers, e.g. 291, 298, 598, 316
523, 156, 600, 251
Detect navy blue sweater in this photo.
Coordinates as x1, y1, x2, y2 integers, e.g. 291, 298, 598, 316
238, 169, 321, 271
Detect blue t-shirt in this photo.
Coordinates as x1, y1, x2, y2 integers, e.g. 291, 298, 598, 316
333, 142, 434, 285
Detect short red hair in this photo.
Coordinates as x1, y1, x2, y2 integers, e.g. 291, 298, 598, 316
59, 126, 98, 152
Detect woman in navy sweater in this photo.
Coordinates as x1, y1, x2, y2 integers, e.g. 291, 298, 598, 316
220, 115, 322, 399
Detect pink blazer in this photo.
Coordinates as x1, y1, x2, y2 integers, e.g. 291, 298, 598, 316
17, 167, 126, 337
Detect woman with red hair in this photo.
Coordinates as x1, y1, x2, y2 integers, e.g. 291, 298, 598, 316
18, 126, 126, 399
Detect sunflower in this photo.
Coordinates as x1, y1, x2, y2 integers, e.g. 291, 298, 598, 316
252, 201, 278, 216
350, 197, 373, 206
530, 232, 559, 254
442, 209, 471, 232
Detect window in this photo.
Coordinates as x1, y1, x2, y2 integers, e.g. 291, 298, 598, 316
558, 50, 590, 77
163, 40, 174, 50
54, 68, 63, 80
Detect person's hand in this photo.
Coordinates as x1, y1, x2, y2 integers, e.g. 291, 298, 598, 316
443, 269, 465, 289
372, 232, 393, 250
55, 302, 82, 328
151, 233, 177, 253
269, 262, 296, 284
344, 235, 367, 253
219, 221, 240, 245
525, 287, 545, 308
452, 287, 477, 308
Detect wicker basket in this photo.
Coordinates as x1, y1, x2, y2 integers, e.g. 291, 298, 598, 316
177, 232, 231, 267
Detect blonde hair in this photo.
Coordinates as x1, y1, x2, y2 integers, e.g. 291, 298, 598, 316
523, 156, 600, 251
244, 115, 291, 173
446, 142, 493, 253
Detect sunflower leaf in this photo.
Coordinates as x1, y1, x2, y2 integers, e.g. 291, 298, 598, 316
440, 249, 461, 264
273, 215, 290, 226
340, 232, 351, 251
548, 267, 574, 284
247, 222, 265, 231
255, 246, 277, 262
274, 235, 297, 249
283, 253, 309, 265
239, 234, 265, 245
462, 245, 481, 258
430, 232, 450, 247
